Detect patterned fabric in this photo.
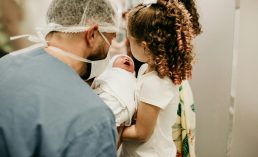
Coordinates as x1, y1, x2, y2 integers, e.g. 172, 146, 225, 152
172, 82, 196, 157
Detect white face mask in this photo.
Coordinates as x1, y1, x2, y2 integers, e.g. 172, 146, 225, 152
47, 31, 111, 80
86, 56, 110, 80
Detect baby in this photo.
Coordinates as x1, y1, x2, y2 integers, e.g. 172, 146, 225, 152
92, 54, 136, 128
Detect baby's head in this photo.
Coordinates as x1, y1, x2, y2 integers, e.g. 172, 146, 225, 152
112, 55, 134, 73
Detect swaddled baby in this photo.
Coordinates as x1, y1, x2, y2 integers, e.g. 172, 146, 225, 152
92, 54, 136, 127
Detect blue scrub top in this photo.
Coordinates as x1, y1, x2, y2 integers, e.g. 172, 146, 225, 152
0, 48, 117, 157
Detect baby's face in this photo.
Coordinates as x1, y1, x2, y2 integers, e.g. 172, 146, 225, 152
112, 56, 134, 73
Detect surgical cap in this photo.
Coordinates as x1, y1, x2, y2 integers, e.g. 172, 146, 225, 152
43, 0, 118, 36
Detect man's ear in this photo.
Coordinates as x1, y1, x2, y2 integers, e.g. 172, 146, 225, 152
84, 25, 99, 47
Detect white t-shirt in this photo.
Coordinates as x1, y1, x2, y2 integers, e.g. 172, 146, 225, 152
120, 64, 179, 157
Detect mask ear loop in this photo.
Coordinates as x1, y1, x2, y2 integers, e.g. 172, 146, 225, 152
47, 46, 93, 63
98, 31, 111, 46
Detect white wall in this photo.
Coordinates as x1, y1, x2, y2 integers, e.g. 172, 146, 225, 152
17, 0, 52, 47
20, 0, 52, 34
191, 0, 235, 156
230, 0, 258, 156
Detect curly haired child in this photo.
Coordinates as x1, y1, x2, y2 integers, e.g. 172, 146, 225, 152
119, 0, 195, 157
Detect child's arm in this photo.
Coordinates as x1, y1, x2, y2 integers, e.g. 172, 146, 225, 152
116, 124, 125, 149
122, 101, 160, 142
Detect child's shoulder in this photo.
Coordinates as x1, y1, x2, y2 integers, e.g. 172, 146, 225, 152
138, 64, 148, 76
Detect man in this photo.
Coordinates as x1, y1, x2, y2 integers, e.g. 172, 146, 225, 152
0, 0, 118, 156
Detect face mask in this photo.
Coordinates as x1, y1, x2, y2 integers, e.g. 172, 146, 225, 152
85, 55, 110, 80
47, 31, 112, 80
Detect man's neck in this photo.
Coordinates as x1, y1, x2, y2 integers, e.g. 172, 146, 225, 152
44, 35, 89, 75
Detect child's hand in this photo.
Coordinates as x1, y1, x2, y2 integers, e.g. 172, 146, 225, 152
117, 123, 125, 150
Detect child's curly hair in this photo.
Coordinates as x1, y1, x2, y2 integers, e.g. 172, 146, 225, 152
180, 0, 202, 36
128, 0, 195, 85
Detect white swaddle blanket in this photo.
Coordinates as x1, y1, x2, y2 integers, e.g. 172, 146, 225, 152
92, 55, 137, 126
